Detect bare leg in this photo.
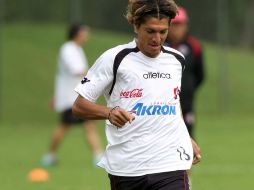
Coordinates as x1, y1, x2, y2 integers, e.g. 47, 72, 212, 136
42, 123, 71, 166
83, 121, 103, 159
49, 123, 71, 154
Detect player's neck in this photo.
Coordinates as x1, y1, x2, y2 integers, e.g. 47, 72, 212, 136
72, 39, 82, 47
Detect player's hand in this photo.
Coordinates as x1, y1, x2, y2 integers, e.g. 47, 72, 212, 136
191, 138, 201, 165
108, 107, 135, 128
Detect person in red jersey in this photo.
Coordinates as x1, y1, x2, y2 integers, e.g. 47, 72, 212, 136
165, 7, 205, 138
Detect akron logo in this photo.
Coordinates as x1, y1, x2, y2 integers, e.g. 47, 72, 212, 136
81, 77, 90, 84
131, 103, 176, 116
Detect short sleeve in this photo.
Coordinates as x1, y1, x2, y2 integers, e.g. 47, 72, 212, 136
74, 51, 113, 102
61, 45, 86, 75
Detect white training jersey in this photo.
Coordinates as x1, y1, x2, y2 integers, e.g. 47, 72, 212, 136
54, 41, 88, 112
75, 40, 193, 176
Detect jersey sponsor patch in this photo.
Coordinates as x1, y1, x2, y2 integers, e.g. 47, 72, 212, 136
120, 88, 143, 98
143, 72, 171, 79
131, 102, 176, 116
173, 87, 180, 99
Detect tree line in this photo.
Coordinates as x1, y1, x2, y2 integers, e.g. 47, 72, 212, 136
3, 0, 254, 48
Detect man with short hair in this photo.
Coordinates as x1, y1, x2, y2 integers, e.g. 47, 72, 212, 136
73, 0, 201, 189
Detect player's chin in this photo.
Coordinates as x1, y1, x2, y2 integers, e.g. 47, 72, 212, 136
147, 49, 160, 57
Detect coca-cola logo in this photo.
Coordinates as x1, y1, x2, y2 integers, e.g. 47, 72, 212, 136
120, 88, 143, 98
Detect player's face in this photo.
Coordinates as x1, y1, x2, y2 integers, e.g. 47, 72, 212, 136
168, 22, 188, 44
135, 17, 169, 58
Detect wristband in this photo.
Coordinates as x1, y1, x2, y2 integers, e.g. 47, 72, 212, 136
108, 106, 120, 124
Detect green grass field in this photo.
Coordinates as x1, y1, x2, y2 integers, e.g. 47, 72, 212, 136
0, 23, 254, 190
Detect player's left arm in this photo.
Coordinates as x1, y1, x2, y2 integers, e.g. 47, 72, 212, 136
191, 138, 201, 165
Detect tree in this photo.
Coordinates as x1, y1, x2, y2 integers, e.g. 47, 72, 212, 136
241, 1, 254, 48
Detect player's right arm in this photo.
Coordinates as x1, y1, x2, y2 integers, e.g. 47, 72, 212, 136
72, 96, 134, 128
72, 50, 134, 128
73, 95, 110, 120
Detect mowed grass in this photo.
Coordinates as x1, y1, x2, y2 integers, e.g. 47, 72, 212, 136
0, 23, 254, 190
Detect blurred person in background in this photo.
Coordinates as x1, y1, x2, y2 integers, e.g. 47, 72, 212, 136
165, 7, 205, 138
42, 23, 103, 167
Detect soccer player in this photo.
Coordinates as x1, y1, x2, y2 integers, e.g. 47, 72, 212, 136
165, 7, 205, 138
73, 0, 201, 189
42, 24, 103, 167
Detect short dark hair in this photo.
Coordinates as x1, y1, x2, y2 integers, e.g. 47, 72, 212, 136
68, 23, 87, 40
126, 0, 177, 27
